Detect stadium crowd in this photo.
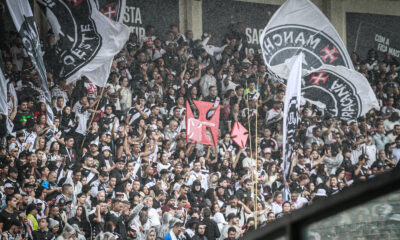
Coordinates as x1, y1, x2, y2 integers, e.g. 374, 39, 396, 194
0, 16, 399, 240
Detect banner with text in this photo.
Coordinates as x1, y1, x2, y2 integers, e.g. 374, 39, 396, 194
347, 12, 400, 60
122, 0, 179, 41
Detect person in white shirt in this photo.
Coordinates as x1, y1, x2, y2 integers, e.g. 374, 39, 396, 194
200, 66, 217, 98
143, 196, 161, 227
290, 191, 308, 210
187, 161, 208, 191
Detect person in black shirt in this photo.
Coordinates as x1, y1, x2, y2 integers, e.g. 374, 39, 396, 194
236, 178, 252, 204
0, 194, 20, 233
110, 158, 128, 192
32, 218, 55, 240
89, 202, 108, 238
201, 208, 220, 240
292, 155, 312, 178
59, 136, 77, 169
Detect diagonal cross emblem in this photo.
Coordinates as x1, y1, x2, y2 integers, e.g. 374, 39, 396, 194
320, 45, 339, 64
309, 72, 329, 85
186, 100, 220, 145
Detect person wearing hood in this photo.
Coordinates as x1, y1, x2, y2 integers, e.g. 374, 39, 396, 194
191, 223, 208, 240
188, 180, 205, 207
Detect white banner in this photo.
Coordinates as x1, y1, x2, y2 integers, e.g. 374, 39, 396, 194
260, 0, 353, 81
282, 54, 302, 182
0, 58, 7, 118
302, 65, 379, 120
7, 0, 54, 126
38, 0, 130, 87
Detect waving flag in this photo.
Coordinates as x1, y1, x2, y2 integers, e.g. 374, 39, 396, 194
96, 0, 126, 23
0, 56, 9, 135
6, 0, 54, 126
282, 54, 302, 182
231, 122, 248, 149
260, 0, 353, 81
38, 0, 130, 87
303, 65, 379, 120
186, 100, 220, 146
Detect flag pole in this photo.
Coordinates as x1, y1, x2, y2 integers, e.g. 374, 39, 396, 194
245, 80, 256, 227
245, 80, 253, 164
254, 77, 260, 230
81, 86, 105, 149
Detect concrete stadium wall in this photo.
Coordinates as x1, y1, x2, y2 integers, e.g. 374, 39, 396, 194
30, 0, 400, 50
181, 0, 400, 48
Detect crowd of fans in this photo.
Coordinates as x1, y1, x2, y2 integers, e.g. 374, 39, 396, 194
0, 11, 399, 240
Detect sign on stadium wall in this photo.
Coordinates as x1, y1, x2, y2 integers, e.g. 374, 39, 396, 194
202, 0, 278, 55
347, 12, 400, 60
122, 0, 179, 40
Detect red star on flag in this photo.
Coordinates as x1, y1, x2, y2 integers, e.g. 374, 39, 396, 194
231, 122, 248, 148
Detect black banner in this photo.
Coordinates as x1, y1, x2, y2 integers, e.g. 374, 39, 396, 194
122, 0, 179, 40
202, 0, 278, 55
347, 12, 400, 60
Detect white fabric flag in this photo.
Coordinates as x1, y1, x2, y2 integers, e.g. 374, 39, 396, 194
7, 0, 54, 127
302, 65, 379, 120
282, 54, 302, 183
38, 0, 130, 87
260, 0, 353, 81
0, 58, 8, 130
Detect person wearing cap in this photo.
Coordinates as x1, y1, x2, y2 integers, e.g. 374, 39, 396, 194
5, 167, 20, 193
3, 183, 15, 196
99, 145, 114, 172
26, 203, 39, 231
85, 140, 101, 164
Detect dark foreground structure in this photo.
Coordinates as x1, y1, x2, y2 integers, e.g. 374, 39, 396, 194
245, 166, 400, 240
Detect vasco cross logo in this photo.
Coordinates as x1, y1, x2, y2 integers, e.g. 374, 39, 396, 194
302, 69, 362, 120
40, 0, 102, 79
261, 24, 352, 72
96, 0, 124, 21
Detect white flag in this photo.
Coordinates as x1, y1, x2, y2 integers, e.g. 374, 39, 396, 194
0, 58, 8, 123
260, 0, 353, 81
302, 65, 379, 120
38, 0, 130, 87
282, 54, 302, 182
6, 0, 54, 127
